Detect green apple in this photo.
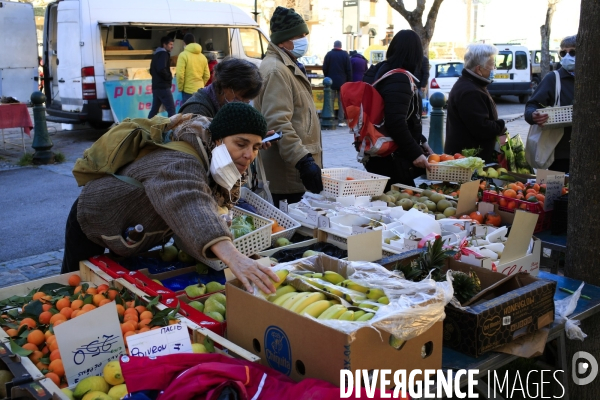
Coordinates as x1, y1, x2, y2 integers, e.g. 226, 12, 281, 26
275, 237, 290, 248
159, 245, 178, 262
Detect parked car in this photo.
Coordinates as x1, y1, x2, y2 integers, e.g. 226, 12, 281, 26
427, 60, 464, 102
487, 44, 533, 104
530, 49, 560, 92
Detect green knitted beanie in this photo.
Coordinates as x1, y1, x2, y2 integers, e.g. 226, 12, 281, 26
269, 7, 309, 45
209, 103, 267, 140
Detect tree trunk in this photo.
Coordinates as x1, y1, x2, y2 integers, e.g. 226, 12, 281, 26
540, 2, 557, 79
565, 0, 600, 398
386, 0, 445, 57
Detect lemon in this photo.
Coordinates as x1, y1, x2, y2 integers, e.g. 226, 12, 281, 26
60, 388, 75, 400
73, 376, 109, 399
82, 391, 112, 400
102, 360, 124, 386
107, 384, 128, 400
192, 343, 208, 353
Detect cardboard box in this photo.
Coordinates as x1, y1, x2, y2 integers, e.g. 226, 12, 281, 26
459, 210, 542, 276
442, 259, 555, 357
226, 257, 443, 388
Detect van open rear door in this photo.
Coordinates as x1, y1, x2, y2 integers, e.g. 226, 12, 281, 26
43, 3, 59, 106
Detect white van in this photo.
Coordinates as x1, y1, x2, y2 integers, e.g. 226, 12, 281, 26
0, 1, 39, 103
487, 44, 533, 104
42, 0, 269, 127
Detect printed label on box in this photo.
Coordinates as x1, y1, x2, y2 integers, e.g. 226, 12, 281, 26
279, 200, 289, 213
264, 325, 292, 376
318, 215, 330, 229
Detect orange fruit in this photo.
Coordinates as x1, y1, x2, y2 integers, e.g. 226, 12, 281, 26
86, 287, 98, 295
29, 350, 44, 364
76, 310, 88, 317
71, 310, 80, 318
107, 289, 119, 300
269, 218, 279, 228
138, 326, 150, 333
124, 331, 137, 339
429, 160, 439, 164
81, 304, 96, 312
401, 189, 413, 195
272, 225, 285, 233
36, 361, 49, 370
22, 343, 39, 352
32, 292, 47, 301
469, 211, 484, 224
124, 308, 138, 316
93, 294, 106, 306
168, 319, 180, 325
440, 154, 455, 162
27, 330, 46, 346
42, 304, 52, 312
535, 194, 545, 203
99, 299, 112, 307
97, 284, 109, 292
507, 183, 518, 191
124, 314, 139, 323
68, 274, 81, 287
48, 340, 59, 352
73, 286, 82, 295
507, 201, 517, 210
139, 311, 153, 320
60, 307, 73, 319
115, 304, 125, 316
46, 335, 56, 344
44, 330, 54, 340
53, 319, 66, 327
121, 322, 136, 335
49, 359, 64, 377
532, 183, 540, 192
39, 311, 53, 325
499, 198, 508, 208
50, 314, 67, 325
520, 203, 528, 210
135, 306, 147, 314
45, 372, 61, 386
138, 318, 152, 329
6, 328, 18, 337
50, 349, 62, 361
20, 318, 37, 329
428, 154, 441, 163
56, 298, 70, 311
503, 189, 517, 199
71, 299, 84, 310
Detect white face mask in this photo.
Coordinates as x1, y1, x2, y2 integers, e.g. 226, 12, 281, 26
209, 144, 242, 191
290, 36, 309, 58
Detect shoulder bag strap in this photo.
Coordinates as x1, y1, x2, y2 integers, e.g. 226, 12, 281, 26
553, 70, 561, 106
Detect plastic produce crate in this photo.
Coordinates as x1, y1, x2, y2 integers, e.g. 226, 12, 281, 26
320, 168, 389, 198
241, 187, 300, 246
550, 194, 568, 235
537, 105, 572, 129
197, 207, 273, 270
482, 191, 551, 233
426, 164, 473, 183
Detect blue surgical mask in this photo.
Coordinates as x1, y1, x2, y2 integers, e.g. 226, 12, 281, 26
489, 70, 495, 81
290, 37, 309, 58
561, 54, 575, 72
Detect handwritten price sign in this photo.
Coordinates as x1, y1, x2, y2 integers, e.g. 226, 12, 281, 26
54, 302, 126, 386
126, 323, 192, 357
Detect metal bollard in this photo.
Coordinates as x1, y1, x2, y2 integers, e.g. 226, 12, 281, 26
427, 92, 446, 154
31, 91, 55, 165
320, 77, 336, 130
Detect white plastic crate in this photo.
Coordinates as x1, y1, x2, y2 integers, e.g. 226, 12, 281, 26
197, 207, 273, 270
537, 105, 573, 129
426, 164, 473, 183
241, 187, 300, 246
321, 168, 389, 198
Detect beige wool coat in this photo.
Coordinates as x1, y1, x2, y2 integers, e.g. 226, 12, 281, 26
254, 42, 322, 194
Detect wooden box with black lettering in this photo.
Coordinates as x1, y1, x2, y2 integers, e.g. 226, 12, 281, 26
442, 259, 556, 357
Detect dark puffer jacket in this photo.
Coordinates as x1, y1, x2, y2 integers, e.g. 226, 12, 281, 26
444, 69, 506, 162
322, 48, 352, 90
150, 47, 173, 90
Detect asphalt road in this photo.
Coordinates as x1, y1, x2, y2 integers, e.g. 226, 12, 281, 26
0, 99, 528, 263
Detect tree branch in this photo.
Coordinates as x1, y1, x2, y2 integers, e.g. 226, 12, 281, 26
424, 0, 446, 39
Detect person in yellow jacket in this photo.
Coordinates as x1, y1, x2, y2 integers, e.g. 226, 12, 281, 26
176, 33, 210, 105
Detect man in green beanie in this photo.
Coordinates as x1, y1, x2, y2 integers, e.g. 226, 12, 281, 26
254, 6, 323, 207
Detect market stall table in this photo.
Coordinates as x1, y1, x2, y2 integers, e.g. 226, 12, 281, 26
0, 103, 33, 152
439, 272, 600, 400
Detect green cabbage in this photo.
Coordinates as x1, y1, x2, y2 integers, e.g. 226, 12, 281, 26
438, 156, 485, 170
230, 215, 255, 239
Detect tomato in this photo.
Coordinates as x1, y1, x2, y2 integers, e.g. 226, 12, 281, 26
469, 211, 484, 224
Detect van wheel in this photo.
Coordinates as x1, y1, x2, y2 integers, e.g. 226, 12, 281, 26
518, 94, 530, 104
531, 77, 540, 93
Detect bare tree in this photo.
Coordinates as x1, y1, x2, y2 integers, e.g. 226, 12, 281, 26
540, 0, 560, 79
565, 0, 600, 398
385, 0, 445, 56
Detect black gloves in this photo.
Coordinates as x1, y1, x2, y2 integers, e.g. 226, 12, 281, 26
295, 153, 323, 194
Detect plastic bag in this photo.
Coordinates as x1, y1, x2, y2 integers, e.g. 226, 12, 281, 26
255, 254, 453, 342
554, 282, 587, 341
